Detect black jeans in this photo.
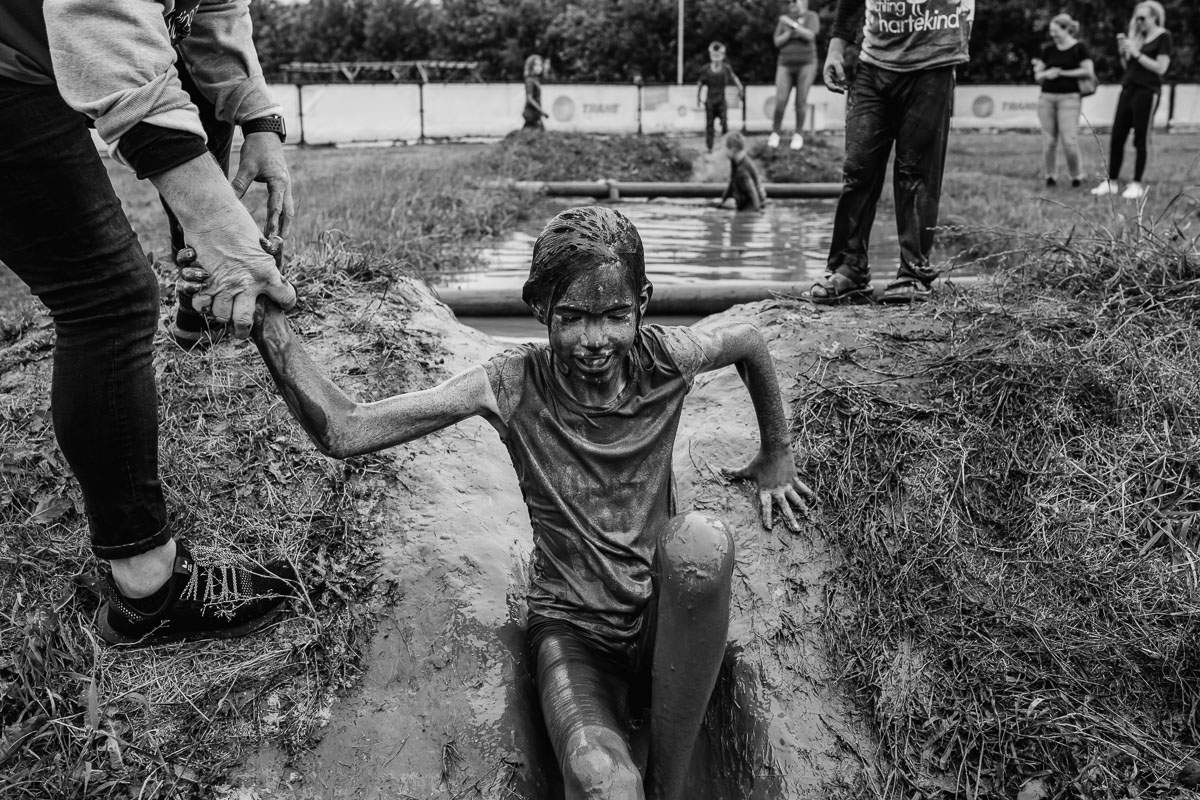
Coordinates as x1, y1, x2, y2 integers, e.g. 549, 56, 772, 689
827, 63, 955, 286
1108, 85, 1160, 182
0, 78, 172, 559
705, 99, 728, 152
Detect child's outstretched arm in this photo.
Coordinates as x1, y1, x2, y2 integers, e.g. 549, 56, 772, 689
251, 299, 500, 458
690, 322, 814, 530
728, 65, 745, 98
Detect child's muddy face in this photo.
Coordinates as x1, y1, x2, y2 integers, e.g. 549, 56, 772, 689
548, 262, 643, 398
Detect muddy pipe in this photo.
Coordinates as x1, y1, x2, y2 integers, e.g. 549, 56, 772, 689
498, 180, 843, 200
435, 275, 984, 317
437, 280, 811, 317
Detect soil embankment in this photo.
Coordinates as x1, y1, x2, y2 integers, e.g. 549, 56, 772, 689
233, 280, 888, 798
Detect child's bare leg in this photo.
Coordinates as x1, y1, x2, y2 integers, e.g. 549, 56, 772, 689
645, 512, 734, 800
535, 632, 644, 799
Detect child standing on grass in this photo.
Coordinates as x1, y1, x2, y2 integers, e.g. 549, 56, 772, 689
717, 131, 768, 212
523, 54, 550, 130
696, 42, 745, 153
235, 206, 813, 800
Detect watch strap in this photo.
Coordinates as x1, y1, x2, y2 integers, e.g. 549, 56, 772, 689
242, 114, 286, 143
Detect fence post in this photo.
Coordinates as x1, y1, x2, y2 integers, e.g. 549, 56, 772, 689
295, 83, 306, 146
419, 81, 426, 142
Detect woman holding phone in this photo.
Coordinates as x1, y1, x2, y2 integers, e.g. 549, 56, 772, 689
1091, 1, 1172, 200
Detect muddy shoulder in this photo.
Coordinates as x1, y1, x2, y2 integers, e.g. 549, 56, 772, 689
235, 279, 940, 798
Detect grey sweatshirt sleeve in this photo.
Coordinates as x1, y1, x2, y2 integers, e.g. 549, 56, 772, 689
43, 0, 205, 145
178, 0, 282, 124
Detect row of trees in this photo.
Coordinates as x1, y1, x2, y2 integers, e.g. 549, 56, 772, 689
249, 0, 1200, 85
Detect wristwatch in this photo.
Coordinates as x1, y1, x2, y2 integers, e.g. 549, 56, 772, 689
242, 114, 286, 143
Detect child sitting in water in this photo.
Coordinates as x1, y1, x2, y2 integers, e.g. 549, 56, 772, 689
231, 207, 812, 799
717, 131, 768, 212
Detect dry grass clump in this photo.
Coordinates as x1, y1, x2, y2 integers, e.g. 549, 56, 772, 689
483, 130, 694, 183
750, 135, 845, 183
794, 210, 1200, 797
0, 264, 438, 798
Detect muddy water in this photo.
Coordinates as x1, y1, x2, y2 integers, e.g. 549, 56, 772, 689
453, 198, 873, 289
445, 198, 901, 341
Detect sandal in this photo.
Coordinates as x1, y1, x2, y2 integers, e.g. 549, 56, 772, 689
805, 273, 873, 306
880, 277, 933, 305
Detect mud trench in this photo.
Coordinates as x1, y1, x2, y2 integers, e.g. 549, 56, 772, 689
238, 283, 867, 798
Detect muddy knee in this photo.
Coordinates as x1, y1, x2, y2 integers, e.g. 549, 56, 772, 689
562, 727, 642, 800
658, 512, 734, 597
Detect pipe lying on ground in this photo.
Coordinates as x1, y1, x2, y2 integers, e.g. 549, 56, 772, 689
435, 276, 983, 317
500, 180, 843, 200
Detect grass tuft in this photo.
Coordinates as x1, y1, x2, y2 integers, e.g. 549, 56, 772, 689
793, 203, 1200, 798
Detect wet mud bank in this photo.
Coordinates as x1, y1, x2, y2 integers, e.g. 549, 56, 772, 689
235, 279, 874, 798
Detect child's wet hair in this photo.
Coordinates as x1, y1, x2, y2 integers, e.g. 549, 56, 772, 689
725, 131, 746, 152
523, 206, 649, 324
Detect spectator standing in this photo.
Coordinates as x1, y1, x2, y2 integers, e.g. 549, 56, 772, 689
0, 0, 299, 645
768, 0, 821, 151
1032, 14, 1094, 189
1091, 1, 1172, 200
523, 54, 550, 130
811, 0, 975, 305
697, 42, 745, 153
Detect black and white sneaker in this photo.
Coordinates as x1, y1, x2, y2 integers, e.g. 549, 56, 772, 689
98, 544, 296, 646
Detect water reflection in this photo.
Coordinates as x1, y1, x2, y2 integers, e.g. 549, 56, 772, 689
444, 197, 901, 291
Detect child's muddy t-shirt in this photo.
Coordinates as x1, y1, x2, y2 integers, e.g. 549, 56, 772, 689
483, 325, 708, 648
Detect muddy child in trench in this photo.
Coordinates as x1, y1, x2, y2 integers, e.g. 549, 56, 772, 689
209, 206, 813, 799
717, 131, 768, 212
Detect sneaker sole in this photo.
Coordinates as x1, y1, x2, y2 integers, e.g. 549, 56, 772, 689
96, 599, 288, 647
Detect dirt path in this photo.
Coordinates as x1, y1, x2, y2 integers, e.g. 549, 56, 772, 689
234, 282, 892, 799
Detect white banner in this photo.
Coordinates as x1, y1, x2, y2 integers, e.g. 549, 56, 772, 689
953, 83, 1169, 130
542, 84, 640, 133
294, 84, 421, 144
744, 85, 846, 133
1169, 84, 1200, 126
639, 84, 741, 134
423, 83, 526, 138
238, 81, 1191, 144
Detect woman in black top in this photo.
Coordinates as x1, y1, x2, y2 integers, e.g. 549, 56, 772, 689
1091, 1, 1172, 200
1032, 14, 1094, 188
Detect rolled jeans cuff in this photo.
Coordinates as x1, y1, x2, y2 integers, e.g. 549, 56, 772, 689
91, 522, 174, 561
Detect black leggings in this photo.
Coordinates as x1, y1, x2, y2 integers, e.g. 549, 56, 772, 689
1108, 86, 1160, 182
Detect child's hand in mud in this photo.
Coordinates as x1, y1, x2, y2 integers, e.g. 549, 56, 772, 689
723, 449, 815, 532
